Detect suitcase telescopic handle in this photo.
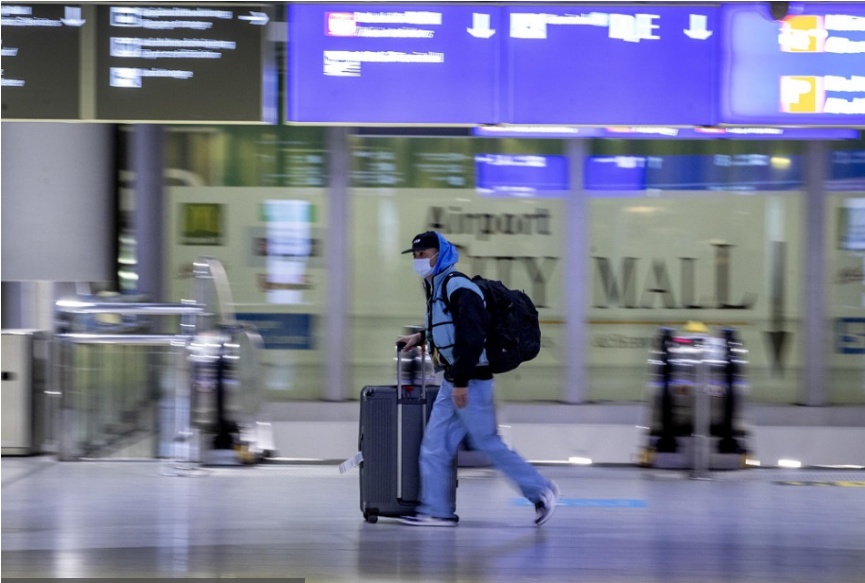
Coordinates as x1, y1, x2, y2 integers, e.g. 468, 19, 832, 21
396, 341, 406, 398
395, 340, 425, 399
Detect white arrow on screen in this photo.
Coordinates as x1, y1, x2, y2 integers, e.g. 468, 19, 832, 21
684, 14, 712, 40
61, 6, 86, 27
468, 13, 495, 38
239, 11, 269, 26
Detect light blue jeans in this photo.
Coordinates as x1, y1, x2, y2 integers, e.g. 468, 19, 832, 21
416, 377, 550, 519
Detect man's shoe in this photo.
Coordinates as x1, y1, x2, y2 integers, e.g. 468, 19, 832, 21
535, 480, 560, 526
400, 514, 458, 527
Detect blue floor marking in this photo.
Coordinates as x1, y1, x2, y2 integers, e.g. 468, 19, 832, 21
513, 498, 647, 508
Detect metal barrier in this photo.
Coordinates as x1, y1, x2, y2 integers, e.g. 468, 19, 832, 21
51, 256, 269, 468
640, 324, 751, 476
53, 305, 206, 461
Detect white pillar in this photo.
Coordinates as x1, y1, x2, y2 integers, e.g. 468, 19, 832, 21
325, 127, 351, 401
802, 141, 828, 406
0, 122, 115, 282
562, 139, 590, 404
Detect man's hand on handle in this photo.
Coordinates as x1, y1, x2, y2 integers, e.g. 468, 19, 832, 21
397, 332, 423, 352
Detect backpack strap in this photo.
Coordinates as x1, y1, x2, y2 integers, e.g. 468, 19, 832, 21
441, 271, 469, 314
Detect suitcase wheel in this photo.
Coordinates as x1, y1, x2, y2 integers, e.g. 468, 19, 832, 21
363, 512, 378, 524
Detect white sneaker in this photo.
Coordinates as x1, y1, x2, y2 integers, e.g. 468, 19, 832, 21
534, 481, 560, 526
400, 514, 458, 527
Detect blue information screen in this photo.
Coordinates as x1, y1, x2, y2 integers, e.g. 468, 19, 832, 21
504, 6, 718, 125
585, 154, 803, 192
287, 4, 500, 123
475, 154, 569, 196
720, 3, 865, 125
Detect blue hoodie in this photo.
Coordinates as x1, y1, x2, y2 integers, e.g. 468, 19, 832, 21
430, 231, 459, 276
423, 232, 491, 386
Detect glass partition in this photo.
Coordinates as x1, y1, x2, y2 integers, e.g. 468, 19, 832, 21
348, 135, 565, 401
826, 144, 865, 404
587, 140, 806, 404
163, 125, 328, 400
158, 127, 863, 405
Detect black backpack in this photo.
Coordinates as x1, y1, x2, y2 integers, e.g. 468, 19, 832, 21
443, 272, 541, 374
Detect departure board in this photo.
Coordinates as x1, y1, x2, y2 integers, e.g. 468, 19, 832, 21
286, 4, 501, 124
94, 3, 276, 122
1, 4, 83, 120
720, 3, 865, 125
504, 5, 718, 125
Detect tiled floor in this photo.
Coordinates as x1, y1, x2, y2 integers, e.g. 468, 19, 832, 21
2, 457, 864, 582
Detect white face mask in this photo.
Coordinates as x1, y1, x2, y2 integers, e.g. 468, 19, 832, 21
413, 256, 436, 277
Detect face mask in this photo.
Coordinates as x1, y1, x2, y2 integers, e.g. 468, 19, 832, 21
413, 255, 436, 277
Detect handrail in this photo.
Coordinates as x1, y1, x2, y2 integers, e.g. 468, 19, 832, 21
193, 257, 236, 326
56, 334, 189, 346
55, 302, 207, 316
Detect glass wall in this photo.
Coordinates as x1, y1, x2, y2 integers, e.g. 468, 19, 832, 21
157, 126, 864, 405
586, 139, 806, 404
162, 125, 328, 400
348, 135, 566, 401
826, 145, 865, 404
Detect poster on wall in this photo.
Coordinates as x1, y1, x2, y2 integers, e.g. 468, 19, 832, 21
261, 200, 314, 305
180, 203, 224, 245
166, 187, 324, 308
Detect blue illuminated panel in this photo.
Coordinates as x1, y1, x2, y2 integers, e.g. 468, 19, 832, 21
475, 154, 569, 196
585, 154, 803, 192
472, 126, 605, 138
235, 313, 315, 350
474, 126, 859, 139
287, 4, 500, 123
505, 6, 717, 125
829, 150, 865, 191
601, 127, 860, 140
720, 3, 865, 125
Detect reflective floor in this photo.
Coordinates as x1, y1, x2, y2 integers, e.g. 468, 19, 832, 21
2, 457, 864, 582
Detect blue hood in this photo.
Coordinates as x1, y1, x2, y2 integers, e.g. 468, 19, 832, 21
432, 232, 459, 276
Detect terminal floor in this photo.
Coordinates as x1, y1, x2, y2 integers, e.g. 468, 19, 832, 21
2, 457, 864, 582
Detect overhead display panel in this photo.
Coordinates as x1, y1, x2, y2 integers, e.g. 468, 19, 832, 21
95, 3, 275, 122
473, 126, 605, 138
473, 126, 859, 139
720, 3, 865, 126
286, 4, 500, 124
600, 126, 860, 139
1, 4, 83, 120
504, 5, 718, 125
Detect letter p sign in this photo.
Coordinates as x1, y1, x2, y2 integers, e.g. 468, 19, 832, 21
780, 76, 824, 113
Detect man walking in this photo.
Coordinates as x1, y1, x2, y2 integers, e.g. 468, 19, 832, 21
398, 231, 559, 527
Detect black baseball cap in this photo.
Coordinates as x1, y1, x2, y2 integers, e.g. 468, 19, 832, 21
402, 231, 439, 254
